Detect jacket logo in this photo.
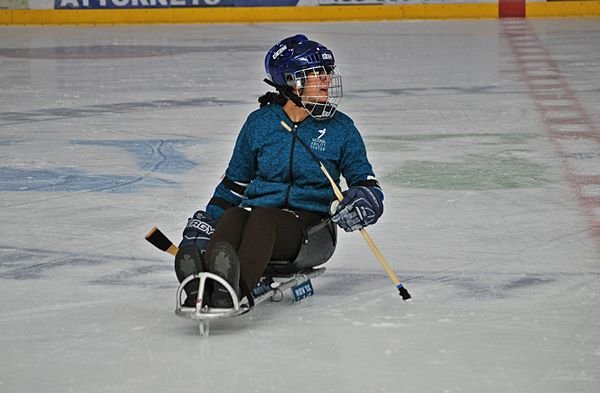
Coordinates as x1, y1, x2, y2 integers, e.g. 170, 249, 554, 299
311, 128, 327, 152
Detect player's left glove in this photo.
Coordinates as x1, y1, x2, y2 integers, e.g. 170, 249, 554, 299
330, 186, 384, 232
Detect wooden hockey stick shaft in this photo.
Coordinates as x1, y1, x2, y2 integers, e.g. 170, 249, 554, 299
280, 121, 410, 300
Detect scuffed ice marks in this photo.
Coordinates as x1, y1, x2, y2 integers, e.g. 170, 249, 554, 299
349, 85, 500, 98
0, 97, 245, 126
0, 166, 174, 193
88, 264, 173, 289
446, 274, 556, 299
73, 139, 200, 174
0, 246, 111, 280
0, 139, 202, 193
0, 140, 22, 146
0, 246, 170, 288
318, 269, 558, 301
0, 44, 265, 60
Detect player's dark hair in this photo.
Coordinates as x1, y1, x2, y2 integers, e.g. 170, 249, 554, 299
258, 91, 287, 108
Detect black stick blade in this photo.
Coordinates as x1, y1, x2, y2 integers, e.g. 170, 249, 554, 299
145, 227, 174, 252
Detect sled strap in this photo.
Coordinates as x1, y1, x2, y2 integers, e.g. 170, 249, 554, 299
306, 218, 333, 237
240, 279, 255, 309
208, 196, 236, 210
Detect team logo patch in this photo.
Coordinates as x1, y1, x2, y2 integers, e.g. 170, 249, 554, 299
311, 128, 327, 152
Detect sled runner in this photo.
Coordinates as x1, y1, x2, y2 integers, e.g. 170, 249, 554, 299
175, 267, 326, 337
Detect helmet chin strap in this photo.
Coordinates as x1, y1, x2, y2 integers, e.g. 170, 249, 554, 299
263, 79, 304, 109
304, 102, 326, 117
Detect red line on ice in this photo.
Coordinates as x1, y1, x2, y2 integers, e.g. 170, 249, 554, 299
502, 20, 600, 253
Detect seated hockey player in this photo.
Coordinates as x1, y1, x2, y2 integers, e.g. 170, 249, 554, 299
174, 34, 384, 308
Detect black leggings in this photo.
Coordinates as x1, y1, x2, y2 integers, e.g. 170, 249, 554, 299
206, 207, 326, 290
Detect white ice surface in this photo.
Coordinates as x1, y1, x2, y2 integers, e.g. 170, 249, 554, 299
1, 19, 600, 393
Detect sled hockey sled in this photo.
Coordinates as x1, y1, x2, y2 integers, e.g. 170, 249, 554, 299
175, 267, 326, 337
175, 217, 337, 337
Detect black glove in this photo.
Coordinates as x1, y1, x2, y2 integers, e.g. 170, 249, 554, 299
178, 210, 217, 259
330, 186, 384, 232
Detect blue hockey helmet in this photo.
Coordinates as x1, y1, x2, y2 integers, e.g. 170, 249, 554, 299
264, 35, 342, 120
265, 34, 336, 87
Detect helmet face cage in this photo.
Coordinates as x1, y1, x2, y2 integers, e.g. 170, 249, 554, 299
291, 65, 343, 120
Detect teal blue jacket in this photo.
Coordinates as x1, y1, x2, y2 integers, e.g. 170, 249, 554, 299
206, 103, 379, 220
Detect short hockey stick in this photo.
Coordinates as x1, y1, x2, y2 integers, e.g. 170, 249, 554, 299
145, 227, 179, 256
280, 120, 411, 301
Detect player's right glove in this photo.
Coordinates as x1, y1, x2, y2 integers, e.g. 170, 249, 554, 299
330, 186, 384, 232
178, 210, 217, 259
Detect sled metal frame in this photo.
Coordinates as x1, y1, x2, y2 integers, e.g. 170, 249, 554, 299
175, 267, 326, 337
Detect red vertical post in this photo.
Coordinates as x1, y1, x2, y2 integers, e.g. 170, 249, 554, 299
499, 0, 526, 18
